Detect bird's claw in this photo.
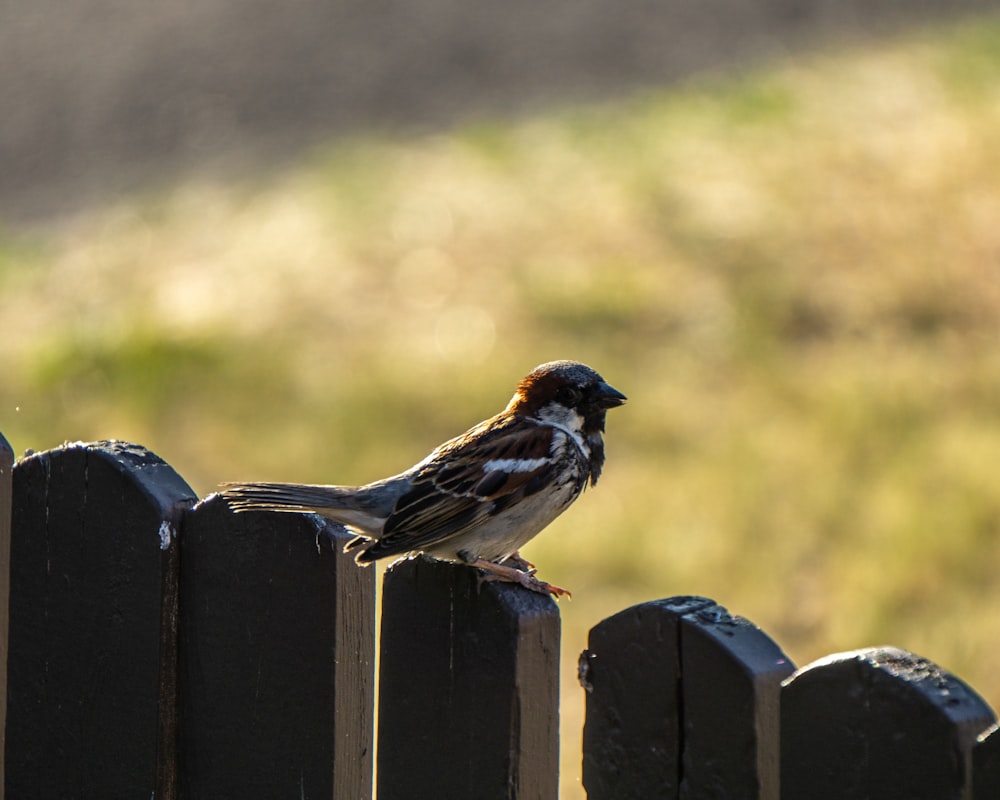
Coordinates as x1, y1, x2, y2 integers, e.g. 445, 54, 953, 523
506, 551, 537, 572
531, 578, 572, 599
474, 559, 571, 599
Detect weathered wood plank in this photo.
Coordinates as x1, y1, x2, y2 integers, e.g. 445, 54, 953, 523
677, 601, 795, 800
580, 596, 793, 800
6, 440, 196, 798
377, 556, 560, 800
781, 647, 996, 800
581, 596, 709, 799
178, 496, 375, 800
0, 433, 13, 798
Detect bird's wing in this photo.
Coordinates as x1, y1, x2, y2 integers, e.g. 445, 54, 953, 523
357, 416, 565, 561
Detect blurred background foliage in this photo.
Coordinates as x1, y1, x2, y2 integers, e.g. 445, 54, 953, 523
4, 13, 1000, 796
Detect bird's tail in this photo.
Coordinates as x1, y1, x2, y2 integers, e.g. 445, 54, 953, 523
219, 481, 357, 515
217, 478, 405, 540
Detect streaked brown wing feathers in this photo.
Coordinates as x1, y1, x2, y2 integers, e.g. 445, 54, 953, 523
359, 419, 556, 559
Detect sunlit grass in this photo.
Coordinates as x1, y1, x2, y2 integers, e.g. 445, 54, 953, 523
4, 14, 1000, 797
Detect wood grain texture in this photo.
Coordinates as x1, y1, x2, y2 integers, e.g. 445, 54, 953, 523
378, 556, 560, 800
6, 441, 195, 798
178, 496, 374, 800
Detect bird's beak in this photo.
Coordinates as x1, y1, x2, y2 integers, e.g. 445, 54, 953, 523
597, 381, 627, 409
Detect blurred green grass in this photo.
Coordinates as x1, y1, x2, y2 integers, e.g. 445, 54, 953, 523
4, 15, 1000, 796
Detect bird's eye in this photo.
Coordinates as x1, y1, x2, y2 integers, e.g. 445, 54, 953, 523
556, 385, 583, 406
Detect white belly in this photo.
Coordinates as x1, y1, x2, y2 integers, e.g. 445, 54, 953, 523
423, 475, 584, 564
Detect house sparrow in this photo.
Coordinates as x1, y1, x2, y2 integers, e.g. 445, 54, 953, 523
220, 360, 625, 597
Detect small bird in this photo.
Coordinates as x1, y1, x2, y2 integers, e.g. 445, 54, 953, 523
220, 360, 626, 597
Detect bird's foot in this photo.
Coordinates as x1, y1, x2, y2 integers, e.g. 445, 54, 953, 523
472, 559, 571, 599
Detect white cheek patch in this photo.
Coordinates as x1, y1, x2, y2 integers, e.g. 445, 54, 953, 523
537, 403, 583, 429
536, 403, 589, 457
483, 457, 549, 474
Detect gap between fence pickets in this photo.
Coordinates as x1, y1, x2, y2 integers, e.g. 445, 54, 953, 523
155, 507, 183, 800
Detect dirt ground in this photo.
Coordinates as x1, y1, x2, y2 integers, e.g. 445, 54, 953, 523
2, 0, 998, 221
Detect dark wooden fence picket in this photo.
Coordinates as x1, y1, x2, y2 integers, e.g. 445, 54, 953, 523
5, 441, 197, 799
377, 556, 561, 800
579, 596, 795, 800
0, 432, 13, 792
3, 434, 1000, 799
781, 647, 996, 800
178, 495, 375, 800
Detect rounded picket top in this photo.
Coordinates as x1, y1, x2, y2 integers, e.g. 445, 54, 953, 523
676, 599, 795, 799
581, 596, 794, 800
781, 646, 997, 800
7, 439, 198, 798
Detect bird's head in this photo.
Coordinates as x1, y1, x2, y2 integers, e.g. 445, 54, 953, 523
507, 360, 626, 483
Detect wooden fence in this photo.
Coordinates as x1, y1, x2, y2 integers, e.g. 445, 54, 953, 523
0, 434, 998, 799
